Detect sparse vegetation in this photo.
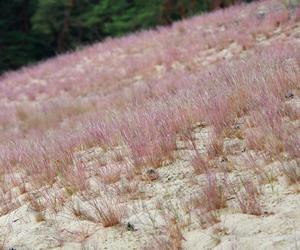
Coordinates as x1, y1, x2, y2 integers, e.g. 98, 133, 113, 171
88, 197, 125, 227
0, 0, 300, 249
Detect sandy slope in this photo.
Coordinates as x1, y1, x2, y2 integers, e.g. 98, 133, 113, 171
1, 2, 300, 250
1, 112, 300, 249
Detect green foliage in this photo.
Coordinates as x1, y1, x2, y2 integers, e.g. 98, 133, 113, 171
0, 0, 252, 74
0, 0, 50, 72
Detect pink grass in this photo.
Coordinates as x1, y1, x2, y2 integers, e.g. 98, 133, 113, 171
223, 173, 262, 216
0, 0, 299, 221
191, 154, 211, 175
88, 196, 126, 227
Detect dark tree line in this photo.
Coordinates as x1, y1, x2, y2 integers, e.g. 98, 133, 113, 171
0, 0, 253, 74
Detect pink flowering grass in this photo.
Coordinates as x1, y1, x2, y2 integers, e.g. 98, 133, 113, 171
0, 0, 299, 218
203, 172, 227, 212
223, 173, 263, 216
191, 154, 211, 175
88, 196, 126, 227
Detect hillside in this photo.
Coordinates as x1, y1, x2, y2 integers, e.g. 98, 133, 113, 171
0, 1, 300, 249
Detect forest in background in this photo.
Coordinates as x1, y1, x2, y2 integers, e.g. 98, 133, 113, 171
0, 0, 253, 74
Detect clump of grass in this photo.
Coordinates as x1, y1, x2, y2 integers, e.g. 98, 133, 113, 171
279, 160, 300, 186
25, 192, 46, 221
284, 133, 300, 160
60, 159, 89, 195
191, 154, 211, 175
97, 163, 122, 184
245, 128, 266, 152
113, 151, 124, 162
245, 153, 277, 188
0, 190, 21, 216
202, 172, 227, 211
68, 199, 95, 222
70, 202, 85, 219
207, 138, 224, 160
224, 174, 262, 216
25, 193, 42, 211
43, 189, 66, 214
143, 208, 185, 250
187, 172, 227, 228
205, 95, 235, 136
88, 196, 126, 227
112, 178, 140, 200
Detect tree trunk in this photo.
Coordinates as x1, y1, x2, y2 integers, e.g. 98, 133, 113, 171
57, 0, 75, 52
212, 0, 221, 9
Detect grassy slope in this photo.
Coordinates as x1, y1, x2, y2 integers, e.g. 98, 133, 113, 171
0, 0, 300, 249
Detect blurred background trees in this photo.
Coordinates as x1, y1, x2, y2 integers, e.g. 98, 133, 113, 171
0, 0, 253, 74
